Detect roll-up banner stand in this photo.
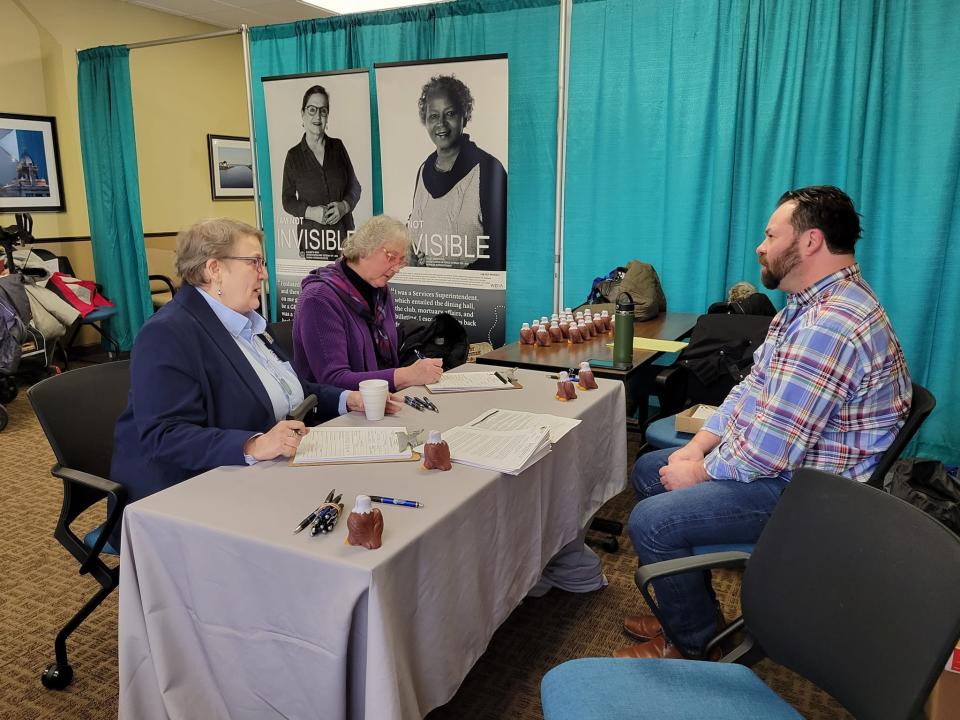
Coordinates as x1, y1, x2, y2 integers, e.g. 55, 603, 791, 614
262, 69, 374, 320
375, 54, 508, 347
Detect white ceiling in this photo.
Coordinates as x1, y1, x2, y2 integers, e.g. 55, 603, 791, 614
124, 0, 334, 30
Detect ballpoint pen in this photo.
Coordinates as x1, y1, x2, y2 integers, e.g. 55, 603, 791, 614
293, 489, 335, 534
419, 396, 439, 413
368, 495, 424, 509
413, 349, 426, 360
404, 396, 425, 411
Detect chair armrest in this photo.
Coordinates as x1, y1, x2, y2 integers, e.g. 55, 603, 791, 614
634, 551, 751, 660
287, 394, 318, 422
52, 464, 126, 573
653, 365, 689, 416
52, 465, 125, 499
635, 550, 750, 589
149, 274, 177, 296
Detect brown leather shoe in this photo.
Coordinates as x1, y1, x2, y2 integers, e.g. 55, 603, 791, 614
612, 635, 683, 659
612, 635, 721, 661
623, 614, 663, 641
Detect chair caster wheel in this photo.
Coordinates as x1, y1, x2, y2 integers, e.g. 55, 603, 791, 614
601, 537, 619, 553
41, 662, 73, 689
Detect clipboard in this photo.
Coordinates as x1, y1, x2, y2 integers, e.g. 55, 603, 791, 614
288, 427, 424, 466
425, 369, 523, 394
288, 451, 422, 467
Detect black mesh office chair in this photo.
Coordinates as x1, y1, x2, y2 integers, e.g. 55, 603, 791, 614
543, 468, 960, 720
28, 361, 131, 689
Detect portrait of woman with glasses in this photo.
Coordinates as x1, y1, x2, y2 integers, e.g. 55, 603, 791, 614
408, 74, 506, 271
281, 84, 362, 261
110, 218, 398, 544
292, 215, 444, 391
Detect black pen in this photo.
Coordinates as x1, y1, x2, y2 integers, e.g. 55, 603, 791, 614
493, 371, 509, 384
419, 396, 439, 413
294, 489, 335, 534
404, 396, 425, 412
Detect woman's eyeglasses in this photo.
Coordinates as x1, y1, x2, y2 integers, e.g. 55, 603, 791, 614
224, 256, 266, 272
382, 248, 408, 268
304, 105, 330, 118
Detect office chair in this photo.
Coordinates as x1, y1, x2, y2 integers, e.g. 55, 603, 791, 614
628, 381, 938, 660
28, 361, 131, 689
266, 319, 294, 358
542, 468, 960, 720
146, 247, 179, 309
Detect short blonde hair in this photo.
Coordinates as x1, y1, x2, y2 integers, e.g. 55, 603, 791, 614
341, 215, 410, 262
175, 218, 264, 286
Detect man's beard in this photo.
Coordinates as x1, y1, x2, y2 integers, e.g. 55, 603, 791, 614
760, 237, 801, 290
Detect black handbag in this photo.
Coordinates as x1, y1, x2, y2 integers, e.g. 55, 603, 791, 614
884, 458, 960, 535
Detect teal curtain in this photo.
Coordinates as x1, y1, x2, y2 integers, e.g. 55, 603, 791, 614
77, 45, 152, 351
248, 0, 560, 329
565, 0, 960, 463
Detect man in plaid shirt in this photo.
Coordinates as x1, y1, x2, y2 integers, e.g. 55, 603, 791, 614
616, 186, 912, 660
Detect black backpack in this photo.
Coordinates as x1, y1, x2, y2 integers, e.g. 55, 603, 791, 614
677, 313, 774, 405
397, 313, 469, 370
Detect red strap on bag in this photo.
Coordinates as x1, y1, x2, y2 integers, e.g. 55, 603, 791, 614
48, 271, 115, 317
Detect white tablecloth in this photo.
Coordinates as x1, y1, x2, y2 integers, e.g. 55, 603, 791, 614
118, 367, 626, 720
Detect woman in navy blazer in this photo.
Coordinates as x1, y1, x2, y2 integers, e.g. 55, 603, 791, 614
111, 218, 394, 545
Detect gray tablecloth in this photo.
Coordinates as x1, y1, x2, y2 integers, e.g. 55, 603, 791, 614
119, 367, 626, 720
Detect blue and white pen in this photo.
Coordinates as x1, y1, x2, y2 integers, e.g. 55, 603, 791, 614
369, 495, 424, 509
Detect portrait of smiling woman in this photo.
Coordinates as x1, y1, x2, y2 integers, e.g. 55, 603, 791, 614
281, 84, 362, 261
408, 74, 506, 271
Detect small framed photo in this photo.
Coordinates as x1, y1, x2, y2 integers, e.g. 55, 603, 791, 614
207, 134, 254, 199
0, 112, 66, 212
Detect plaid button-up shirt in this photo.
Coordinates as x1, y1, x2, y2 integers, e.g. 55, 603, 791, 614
703, 264, 911, 484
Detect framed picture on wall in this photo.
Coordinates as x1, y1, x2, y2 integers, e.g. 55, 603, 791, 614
207, 134, 254, 199
0, 112, 66, 212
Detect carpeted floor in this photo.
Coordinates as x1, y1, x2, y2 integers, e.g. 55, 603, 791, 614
0, 373, 851, 719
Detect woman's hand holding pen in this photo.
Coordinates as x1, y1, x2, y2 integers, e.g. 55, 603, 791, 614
394, 358, 443, 389
346, 391, 404, 415
244, 420, 306, 461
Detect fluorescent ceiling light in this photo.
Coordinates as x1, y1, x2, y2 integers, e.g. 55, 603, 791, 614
300, 0, 453, 14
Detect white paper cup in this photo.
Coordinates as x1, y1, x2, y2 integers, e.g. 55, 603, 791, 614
358, 379, 389, 421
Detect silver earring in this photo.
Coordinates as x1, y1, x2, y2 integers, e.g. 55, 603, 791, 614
217, 284, 223, 296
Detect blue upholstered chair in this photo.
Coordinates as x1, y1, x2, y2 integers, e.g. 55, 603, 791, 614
541, 468, 960, 720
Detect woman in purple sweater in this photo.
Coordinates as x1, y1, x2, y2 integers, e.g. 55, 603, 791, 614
292, 215, 443, 391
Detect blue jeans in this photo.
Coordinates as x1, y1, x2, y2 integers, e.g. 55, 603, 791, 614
628, 447, 788, 655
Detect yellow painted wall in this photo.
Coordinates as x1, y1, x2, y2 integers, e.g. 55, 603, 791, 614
133, 35, 256, 234
0, 0, 254, 266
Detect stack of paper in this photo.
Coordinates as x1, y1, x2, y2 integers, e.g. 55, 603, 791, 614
291, 427, 413, 465
426, 371, 516, 393
465, 408, 581, 444
437, 425, 551, 475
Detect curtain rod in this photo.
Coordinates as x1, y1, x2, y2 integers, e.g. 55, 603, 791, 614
127, 27, 240, 50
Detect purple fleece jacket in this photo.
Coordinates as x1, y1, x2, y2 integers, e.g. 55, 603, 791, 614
292, 266, 400, 391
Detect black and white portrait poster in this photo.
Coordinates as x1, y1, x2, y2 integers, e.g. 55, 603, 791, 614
262, 69, 373, 319
375, 55, 508, 346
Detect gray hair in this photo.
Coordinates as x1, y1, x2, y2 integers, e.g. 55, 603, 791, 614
175, 217, 264, 286
340, 215, 410, 262
727, 281, 757, 303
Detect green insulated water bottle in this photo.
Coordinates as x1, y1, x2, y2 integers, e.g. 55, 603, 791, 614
613, 292, 635, 366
